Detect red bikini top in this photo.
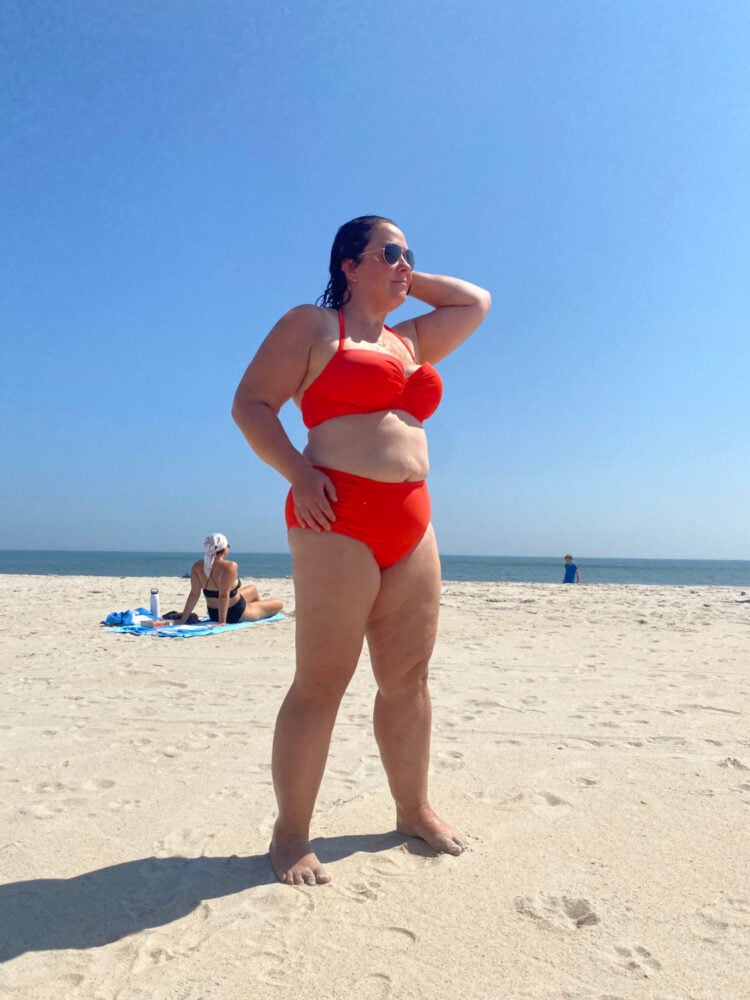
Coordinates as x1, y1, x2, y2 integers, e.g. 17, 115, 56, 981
300, 310, 443, 430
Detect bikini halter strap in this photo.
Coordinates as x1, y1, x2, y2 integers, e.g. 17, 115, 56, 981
336, 308, 417, 361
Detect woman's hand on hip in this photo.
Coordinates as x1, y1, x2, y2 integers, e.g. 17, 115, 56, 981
291, 467, 338, 531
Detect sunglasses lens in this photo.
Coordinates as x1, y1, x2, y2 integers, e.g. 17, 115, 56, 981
382, 244, 415, 269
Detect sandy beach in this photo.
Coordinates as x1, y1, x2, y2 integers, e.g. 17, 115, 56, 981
1, 574, 748, 999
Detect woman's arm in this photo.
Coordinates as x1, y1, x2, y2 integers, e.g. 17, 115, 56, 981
177, 567, 203, 624
394, 272, 491, 364
215, 591, 230, 626
232, 307, 314, 484
231, 305, 338, 531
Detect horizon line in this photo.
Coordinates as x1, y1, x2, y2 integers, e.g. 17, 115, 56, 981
1, 548, 748, 564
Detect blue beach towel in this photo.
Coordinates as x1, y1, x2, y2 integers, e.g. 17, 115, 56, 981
102, 607, 152, 626
103, 610, 285, 638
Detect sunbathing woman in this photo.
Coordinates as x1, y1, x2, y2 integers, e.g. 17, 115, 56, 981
176, 534, 283, 626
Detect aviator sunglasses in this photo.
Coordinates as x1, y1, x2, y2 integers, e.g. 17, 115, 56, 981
359, 243, 415, 270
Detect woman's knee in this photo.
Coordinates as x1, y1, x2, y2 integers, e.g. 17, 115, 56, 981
288, 670, 353, 710
373, 656, 430, 699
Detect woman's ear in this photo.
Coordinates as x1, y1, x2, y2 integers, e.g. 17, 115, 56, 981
340, 258, 358, 284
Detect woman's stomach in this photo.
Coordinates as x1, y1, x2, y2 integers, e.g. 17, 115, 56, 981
304, 411, 429, 482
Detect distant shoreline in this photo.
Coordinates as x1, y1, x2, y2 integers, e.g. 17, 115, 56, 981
1, 551, 748, 587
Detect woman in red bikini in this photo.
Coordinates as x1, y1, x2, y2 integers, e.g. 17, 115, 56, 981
232, 216, 490, 885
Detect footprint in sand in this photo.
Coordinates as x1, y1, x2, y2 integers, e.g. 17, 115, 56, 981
105, 797, 140, 812
153, 829, 216, 857
436, 749, 465, 770
514, 893, 599, 930
48, 974, 85, 991
24, 802, 66, 820
354, 972, 393, 999
343, 880, 382, 902
32, 780, 72, 794
608, 943, 662, 978
690, 898, 750, 943
530, 791, 572, 818
718, 756, 749, 771
368, 845, 441, 879
375, 926, 417, 948
82, 778, 116, 791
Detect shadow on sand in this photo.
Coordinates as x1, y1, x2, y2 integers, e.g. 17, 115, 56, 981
0, 831, 414, 961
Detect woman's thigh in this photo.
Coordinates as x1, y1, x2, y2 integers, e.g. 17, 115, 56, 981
288, 527, 382, 688
366, 526, 442, 688
239, 583, 260, 603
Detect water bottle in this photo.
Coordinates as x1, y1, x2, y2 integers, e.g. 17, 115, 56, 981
150, 588, 160, 618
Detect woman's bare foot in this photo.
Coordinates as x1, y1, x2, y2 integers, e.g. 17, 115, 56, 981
269, 833, 331, 886
396, 806, 467, 856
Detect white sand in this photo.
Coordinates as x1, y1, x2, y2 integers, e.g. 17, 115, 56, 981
1, 575, 749, 999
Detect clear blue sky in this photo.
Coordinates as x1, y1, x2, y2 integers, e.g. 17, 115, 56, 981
2, 1, 748, 559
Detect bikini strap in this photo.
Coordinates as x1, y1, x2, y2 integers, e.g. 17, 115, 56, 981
386, 325, 417, 361
338, 312, 417, 361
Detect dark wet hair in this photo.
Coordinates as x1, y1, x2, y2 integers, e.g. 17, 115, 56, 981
317, 215, 397, 310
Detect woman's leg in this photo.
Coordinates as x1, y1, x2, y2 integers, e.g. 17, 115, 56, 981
271, 528, 381, 885
239, 583, 261, 602
235, 584, 283, 621
238, 596, 284, 622
366, 526, 466, 855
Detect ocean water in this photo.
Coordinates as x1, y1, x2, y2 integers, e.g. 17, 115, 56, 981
1, 550, 748, 587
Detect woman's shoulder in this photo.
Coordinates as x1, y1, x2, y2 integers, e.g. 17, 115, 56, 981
287, 303, 329, 320
274, 304, 335, 340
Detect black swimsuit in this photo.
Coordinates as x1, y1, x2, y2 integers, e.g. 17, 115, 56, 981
207, 596, 247, 624
203, 576, 244, 623
203, 577, 242, 599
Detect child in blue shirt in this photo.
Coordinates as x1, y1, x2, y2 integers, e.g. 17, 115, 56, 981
562, 554, 580, 584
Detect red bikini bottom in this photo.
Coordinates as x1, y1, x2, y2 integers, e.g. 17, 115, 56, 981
285, 467, 431, 569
